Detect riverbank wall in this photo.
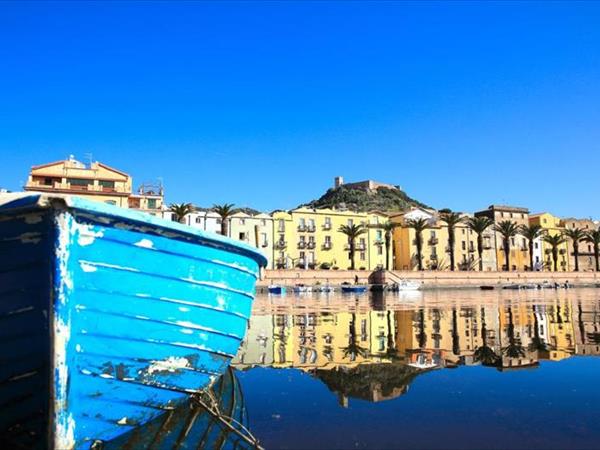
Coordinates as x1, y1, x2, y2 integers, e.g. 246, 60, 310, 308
259, 269, 600, 290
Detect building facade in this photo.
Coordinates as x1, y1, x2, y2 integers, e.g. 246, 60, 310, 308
24, 156, 164, 215
529, 212, 569, 271
390, 209, 490, 271
562, 218, 599, 272
271, 207, 388, 271
475, 205, 530, 271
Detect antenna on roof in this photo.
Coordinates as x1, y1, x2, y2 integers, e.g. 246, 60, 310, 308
84, 152, 94, 168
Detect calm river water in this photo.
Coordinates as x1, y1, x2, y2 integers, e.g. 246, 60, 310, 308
232, 288, 600, 450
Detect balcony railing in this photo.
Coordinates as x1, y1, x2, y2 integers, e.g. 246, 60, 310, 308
323, 223, 332, 230
307, 241, 316, 249
322, 242, 332, 250
274, 240, 287, 249
356, 243, 366, 251
297, 224, 307, 232
298, 241, 307, 249
428, 237, 439, 245
468, 247, 476, 252
306, 225, 316, 232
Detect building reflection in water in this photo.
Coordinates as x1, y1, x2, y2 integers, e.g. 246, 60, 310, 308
232, 290, 600, 406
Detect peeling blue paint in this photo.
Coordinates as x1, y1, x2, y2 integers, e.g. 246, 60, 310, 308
0, 194, 265, 449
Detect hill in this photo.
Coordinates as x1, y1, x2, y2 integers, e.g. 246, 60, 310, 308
301, 185, 430, 213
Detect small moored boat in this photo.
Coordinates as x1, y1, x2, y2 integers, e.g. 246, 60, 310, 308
341, 285, 368, 294
268, 285, 286, 295
292, 284, 312, 294
0, 193, 266, 449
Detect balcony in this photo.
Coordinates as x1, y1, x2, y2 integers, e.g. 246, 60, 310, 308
306, 225, 316, 232
298, 241, 307, 249
428, 237, 439, 245
483, 243, 492, 250
297, 224, 307, 232
322, 223, 332, 230
430, 253, 438, 260
468, 246, 476, 252
322, 242, 332, 250
356, 243, 366, 251
307, 241, 316, 249
274, 240, 287, 250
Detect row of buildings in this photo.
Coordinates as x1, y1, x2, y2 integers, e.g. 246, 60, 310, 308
19, 157, 600, 272
232, 296, 600, 403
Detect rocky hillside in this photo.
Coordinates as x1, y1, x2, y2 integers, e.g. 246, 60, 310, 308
301, 185, 430, 213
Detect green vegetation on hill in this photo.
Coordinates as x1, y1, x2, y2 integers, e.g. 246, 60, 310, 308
301, 185, 430, 213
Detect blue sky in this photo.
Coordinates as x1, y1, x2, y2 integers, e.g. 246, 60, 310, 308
1, 1, 599, 217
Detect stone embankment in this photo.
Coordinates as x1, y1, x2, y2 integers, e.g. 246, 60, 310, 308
259, 269, 600, 290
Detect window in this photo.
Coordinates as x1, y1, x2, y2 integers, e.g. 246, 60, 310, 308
325, 236, 331, 244
147, 199, 157, 209
377, 230, 382, 239
239, 232, 247, 241
309, 252, 315, 263
308, 219, 315, 227
195, 217, 202, 224
462, 241, 466, 250
278, 219, 285, 231
299, 235, 306, 243
239, 219, 245, 225
360, 252, 366, 261
68, 178, 92, 188
99, 180, 115, 190
43, 177, 54, 186
431, 231, 436, 238
347, 219, 353, 226
261, 233, 268, 246
535, 242, 539, 249
378, 246, 383, 255
511, 238, 515, 246
299, 218, 306, 227
261, 219, 266, 226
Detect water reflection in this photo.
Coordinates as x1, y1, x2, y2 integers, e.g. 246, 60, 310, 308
234, 289, 600, 391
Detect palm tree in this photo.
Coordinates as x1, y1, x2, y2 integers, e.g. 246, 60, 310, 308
519, 224, 544, 271
212, 203, 236, 236
474, 307, 500, 367
371, 221, 399, 270
439, 210, 463, 271
584, 229, 600, 271
494, 220, 520, 271
406, 218, 430, 271
169, 202, 194, 224
528, 305, 548, 353
466, 216, 494, 271
341, 313, 368, 361
502, 306, 526, 359
338, 224, 367, 270
564, 227, 586, 272
543, 233, 566, 272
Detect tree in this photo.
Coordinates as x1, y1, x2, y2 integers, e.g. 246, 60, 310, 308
502, 306, 526, 359
338, 223, 367, 270
584, 229, 600, 271
466, 216, 494, 271
494, 221, 520, 271
212, 203, 236, 236
519, 224, 545, 271
543, 233, 566, 272
341, 313, 369, 361
439, 210, 463, 271
564, 227, 586, 272
474, 307, 500, 367
370, 221, 400, 270
169, 203, 194, 224
406, 218, 430, 271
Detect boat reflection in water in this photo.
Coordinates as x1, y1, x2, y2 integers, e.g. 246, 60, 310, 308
234, 289, 600, 405
1, 367, 261, 450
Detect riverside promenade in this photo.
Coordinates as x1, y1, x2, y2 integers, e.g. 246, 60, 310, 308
259, 269, 600, 290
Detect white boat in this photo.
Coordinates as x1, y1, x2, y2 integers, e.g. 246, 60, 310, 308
392, 280, 421, 291
292, 284, 312, 294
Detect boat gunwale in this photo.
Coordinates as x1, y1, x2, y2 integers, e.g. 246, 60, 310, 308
0, 193, 268, 268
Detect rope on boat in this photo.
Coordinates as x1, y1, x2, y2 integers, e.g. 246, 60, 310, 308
191, 389, 265, 450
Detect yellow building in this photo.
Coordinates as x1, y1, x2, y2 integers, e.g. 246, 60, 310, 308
529, 213, 569, 271
271, 207, 388, 271
475, 205, 531, 271
24, 155, 164, 214
390, 209, 482, 271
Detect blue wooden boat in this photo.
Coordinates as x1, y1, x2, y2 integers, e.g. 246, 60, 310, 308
0, 193, 266, 449
267, 285, 286, 295
341, 285, 368, 294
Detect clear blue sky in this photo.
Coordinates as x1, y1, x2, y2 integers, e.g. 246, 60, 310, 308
1, 1, 599, 217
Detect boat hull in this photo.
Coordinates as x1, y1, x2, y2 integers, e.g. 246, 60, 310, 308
0, 194, 265, 449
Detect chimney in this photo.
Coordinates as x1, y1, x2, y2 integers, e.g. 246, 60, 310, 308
334, 176, 344, 188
